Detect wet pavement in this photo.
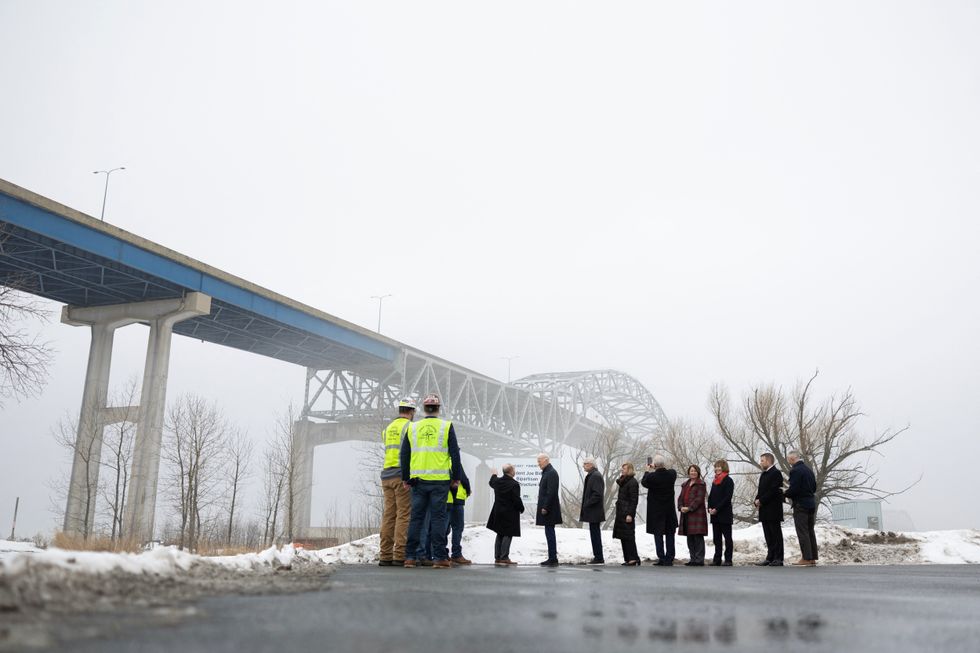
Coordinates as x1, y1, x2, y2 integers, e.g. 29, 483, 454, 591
50, 564, 980, 652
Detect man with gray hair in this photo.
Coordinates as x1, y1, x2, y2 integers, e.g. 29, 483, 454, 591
642, 454, 678, 566
784, 451, 819, 566
580, 457, 606, 564
536, 453, 561, 566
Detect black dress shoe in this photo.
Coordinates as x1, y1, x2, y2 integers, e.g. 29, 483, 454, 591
710, 560, 722, 566
378, 560, 393, 567
539, 559, 559, 567
722, 561, 733, 567
769, 560, 784, 567
587, 558, 605, 565
755, 560, 771, 566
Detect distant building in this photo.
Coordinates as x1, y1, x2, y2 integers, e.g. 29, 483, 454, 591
831, 500, 884, 530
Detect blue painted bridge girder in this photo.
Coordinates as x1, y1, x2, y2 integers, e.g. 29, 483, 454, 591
0, 178, 397, 373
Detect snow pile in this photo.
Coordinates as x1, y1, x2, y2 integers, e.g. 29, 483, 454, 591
0, 540, 302, 579
306, 523, 980, 566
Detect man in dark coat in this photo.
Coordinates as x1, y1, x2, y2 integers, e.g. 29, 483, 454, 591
784, 451, 819, 566
487, 465, 525, 565
754, 452, 785, 566
641, 455, 678, 566
579, 457, 606, 564
536, 453, 562, 566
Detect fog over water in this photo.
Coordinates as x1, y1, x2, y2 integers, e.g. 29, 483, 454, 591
1, 1, 978, 538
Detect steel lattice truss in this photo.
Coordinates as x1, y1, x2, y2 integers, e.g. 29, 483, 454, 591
303, 349, 668, 460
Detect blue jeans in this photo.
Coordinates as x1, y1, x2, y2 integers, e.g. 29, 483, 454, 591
405, 482, 450, 561
544, 525, 557, 560
416, 510, 432, 560
446, 503, 465, 559
588, 522, 603, 561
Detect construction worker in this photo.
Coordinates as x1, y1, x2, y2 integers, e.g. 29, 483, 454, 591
446, 468, 472, 565
378, 399, 416, 567
401, 393, 461, 569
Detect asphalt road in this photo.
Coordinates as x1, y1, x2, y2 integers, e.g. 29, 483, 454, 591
51, 564, 980, 653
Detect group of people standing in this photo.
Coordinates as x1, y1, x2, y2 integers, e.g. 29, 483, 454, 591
378, 396, 821, 567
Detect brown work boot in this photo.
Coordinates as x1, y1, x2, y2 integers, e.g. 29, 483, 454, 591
420, 559, 434, 567
494, 559, 508, 567
403, 559, 417, 568
792, 559, 813, 566
432, 559, 452, 569
451, 556, 472, 565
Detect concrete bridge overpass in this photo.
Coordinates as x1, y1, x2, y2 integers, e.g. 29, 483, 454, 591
0, 178, 667, 542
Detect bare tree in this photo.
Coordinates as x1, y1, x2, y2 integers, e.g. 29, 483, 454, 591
224, 430, 253, 546
0, 263, 51, 405
260, 443, 287, 547
162, 394, 230, 552
560, 427, 654, 527
50, 411, 102, 539
99, 378, 139, 542
710, 371, 916, 511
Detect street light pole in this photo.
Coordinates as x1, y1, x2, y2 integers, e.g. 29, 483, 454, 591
93, 166, 126, 221
500, 355, 519, 383
370, 294, 392, 333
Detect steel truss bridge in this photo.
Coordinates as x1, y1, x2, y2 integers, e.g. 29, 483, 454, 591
0, 178, 668, 540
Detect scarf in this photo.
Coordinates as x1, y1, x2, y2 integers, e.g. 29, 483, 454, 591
713, 472, 728, 486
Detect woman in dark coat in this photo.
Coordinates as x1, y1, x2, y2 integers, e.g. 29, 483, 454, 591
677, 464, 708, 566
613, 462, 640, 566
487, 464, 525, 566
707, 459, 735, 566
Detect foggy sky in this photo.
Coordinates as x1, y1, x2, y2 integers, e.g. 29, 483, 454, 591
1, 1, 978, 538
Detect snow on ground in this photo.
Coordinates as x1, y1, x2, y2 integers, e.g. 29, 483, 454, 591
305, 523, 980, 566
0, 540, 301, 578
1, 523, 976, 581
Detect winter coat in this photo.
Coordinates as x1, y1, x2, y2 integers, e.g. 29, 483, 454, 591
579, 468, 606, 524
707, 475, 734, 525
536, 463, 563, 526
676, 478, 708, 536
784, 461, 817, 512
487, 473, 525, 537
755, 466, 784, 522
641, 468, 678, 534
612, 475, 639, 540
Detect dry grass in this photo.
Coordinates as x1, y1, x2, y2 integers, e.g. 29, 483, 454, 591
50, 532, 142, 553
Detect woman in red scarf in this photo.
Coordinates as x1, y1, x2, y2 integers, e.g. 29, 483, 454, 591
707, 459, 735, 566
677, 464, 708, 566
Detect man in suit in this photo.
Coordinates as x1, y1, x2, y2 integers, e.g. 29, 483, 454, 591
536, 453, 562, 566
641, 454, 678, 566
754, 452, 785, 566
580, 457, 606, 565
784, 451, 819, 566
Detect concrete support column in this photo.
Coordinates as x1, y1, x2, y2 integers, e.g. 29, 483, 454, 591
122, 293, 211, 544
62, 321, 130, 536
291, 420, 317, 541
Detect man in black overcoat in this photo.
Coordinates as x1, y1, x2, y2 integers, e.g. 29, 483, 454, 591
579, 457, 606, 564
754, 452, 784, 566
536, 453, 562, 566
641, 454, 678, 566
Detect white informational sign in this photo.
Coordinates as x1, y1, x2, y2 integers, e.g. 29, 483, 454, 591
491, 458, 542, 513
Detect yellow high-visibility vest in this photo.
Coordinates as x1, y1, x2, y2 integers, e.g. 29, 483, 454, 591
382, 417, 410, 469
408, 417, 452, 481
448, 484, 468, 504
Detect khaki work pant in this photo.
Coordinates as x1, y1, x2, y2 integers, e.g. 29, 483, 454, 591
379, 477, 412, 561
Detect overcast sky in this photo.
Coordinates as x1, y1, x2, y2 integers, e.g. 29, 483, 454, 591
1, 1, 978, 537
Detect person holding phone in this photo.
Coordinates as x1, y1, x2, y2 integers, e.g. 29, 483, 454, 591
641, 454, 678, 566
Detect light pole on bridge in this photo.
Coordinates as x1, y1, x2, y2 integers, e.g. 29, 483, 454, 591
370, 294, 392, 333
500, 355, 519, 383
92, 166, 126, 221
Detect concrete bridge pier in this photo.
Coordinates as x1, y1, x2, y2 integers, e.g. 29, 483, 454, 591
61, 293, 211, 542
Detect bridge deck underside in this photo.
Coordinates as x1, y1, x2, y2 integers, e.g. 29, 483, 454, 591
0, 221, 390, 372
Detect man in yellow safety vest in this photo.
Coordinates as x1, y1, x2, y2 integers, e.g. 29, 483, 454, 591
378, 399, 416, 567
401, 393, 461, 569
